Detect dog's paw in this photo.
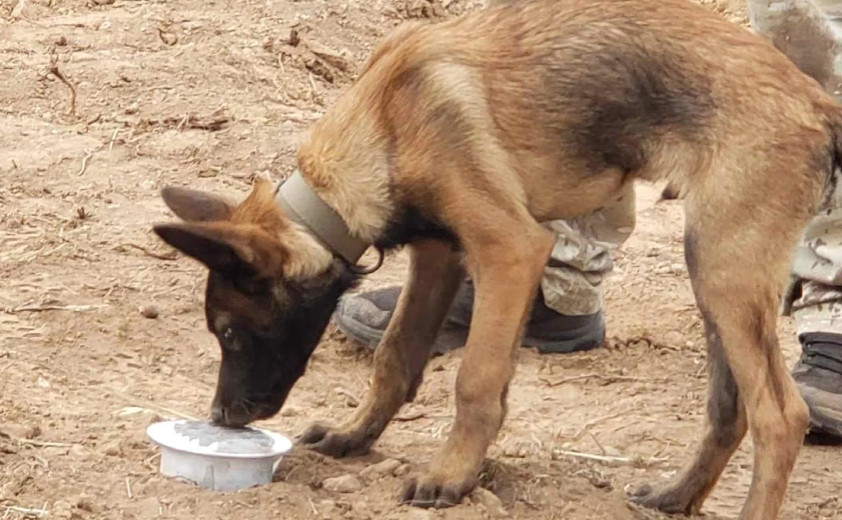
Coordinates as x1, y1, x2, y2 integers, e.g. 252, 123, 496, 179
628, 483, 697, 515
400, 472, 475, 509
298, 422, 371, 458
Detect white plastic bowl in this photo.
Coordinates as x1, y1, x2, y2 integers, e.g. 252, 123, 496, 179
146, 420, 293, 492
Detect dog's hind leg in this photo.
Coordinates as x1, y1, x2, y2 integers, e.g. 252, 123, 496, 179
630, 232, 748, 514
632, 196, 810, 519
300, 239, 465, 457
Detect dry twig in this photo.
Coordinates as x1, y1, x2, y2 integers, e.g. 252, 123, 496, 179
49, 52, 77, 117
112, 391, 198, 421
393, 412, 428, 422
15, 438, 73, 448
113, 243, 177, 261
156, 26, 178, 45
4, 303, 107, 314
76, 150, 92, 176
3, 504, 48, 519
586, 430, 606, 456
574, 409, 637, 439
541, 373, 640, 387
552, 448, 669, 467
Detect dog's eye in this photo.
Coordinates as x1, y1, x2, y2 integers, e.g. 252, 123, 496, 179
218, 327, 242, 352
222, 327, 235, 344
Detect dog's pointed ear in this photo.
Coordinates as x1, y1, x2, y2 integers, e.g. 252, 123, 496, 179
153, 223, 255, 276
161, 187, 234, 222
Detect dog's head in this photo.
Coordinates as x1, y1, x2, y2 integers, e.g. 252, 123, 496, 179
153, 176, 358, 427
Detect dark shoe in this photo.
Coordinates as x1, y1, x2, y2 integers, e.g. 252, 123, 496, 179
332, 282, 605, 355
793, 332, 842, 438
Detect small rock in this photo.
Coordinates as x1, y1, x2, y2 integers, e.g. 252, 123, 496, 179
44, 446, 69, 457
359, 458, 401, 480
0, 441, 18, 455
0, 422, 38, 440
350, 499, 372, 517
394, 463, 412, 476
603, 445, 622, 457
404, 510, 436, 520
655, 264, 672, 275
670, 263, 685, 274
52, 500, 74, 520
76, 496, 95, 512
318, 499, 338, 519
139, 305, 159, 319
322, 474, 363, 493
69, 443, 90, 458
102, 441, 122, 457
279, 405, 300, 417
663, 331, 683, 346
134, 497, 161, 518
288, 27, 301, 47
471, 488, 508, 518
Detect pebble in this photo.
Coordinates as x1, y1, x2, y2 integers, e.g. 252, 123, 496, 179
404, 510, 437, 520
471, 488, 508, 518
603, 445, 622, 457
102, 441, 122, 457
322, 474, 363, 493
359, 458, 402, 480
69, 443, 90, 458
139, 305, 159, 319
655, 264, 672, 275
51, 500, 74, 520
318, 499, 338, 519
394, 463, 412, 477
0, 423, 40, 440
663, 330, 683, 346
134, 497, 161, 518
279, 405, 301, 417
76, 497, 95, 513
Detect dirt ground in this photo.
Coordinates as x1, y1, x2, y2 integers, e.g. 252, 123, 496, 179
1, 0, 841, 518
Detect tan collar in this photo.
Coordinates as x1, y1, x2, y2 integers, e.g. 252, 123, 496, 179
275, 171, 370, 265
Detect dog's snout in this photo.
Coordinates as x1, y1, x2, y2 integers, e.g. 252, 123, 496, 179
211, 401, 255, 427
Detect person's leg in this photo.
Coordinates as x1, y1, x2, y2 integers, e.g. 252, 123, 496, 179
787, 198, 842, 437
748, 0, 842, 437
333, 186, 635, 354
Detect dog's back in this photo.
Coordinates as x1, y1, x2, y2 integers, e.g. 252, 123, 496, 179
304, 0, 840, 225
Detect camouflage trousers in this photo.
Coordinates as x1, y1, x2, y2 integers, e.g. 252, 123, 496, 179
748, 0, 842, 340
536, 0, 842, 332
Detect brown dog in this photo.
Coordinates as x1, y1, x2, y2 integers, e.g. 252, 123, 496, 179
153, 0, 842, 517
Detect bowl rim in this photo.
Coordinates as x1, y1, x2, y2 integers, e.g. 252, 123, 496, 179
146, 419, 293, 460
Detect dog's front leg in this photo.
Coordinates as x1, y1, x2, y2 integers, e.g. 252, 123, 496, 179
300, 239, 465, 457
401, 225, 554, 508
